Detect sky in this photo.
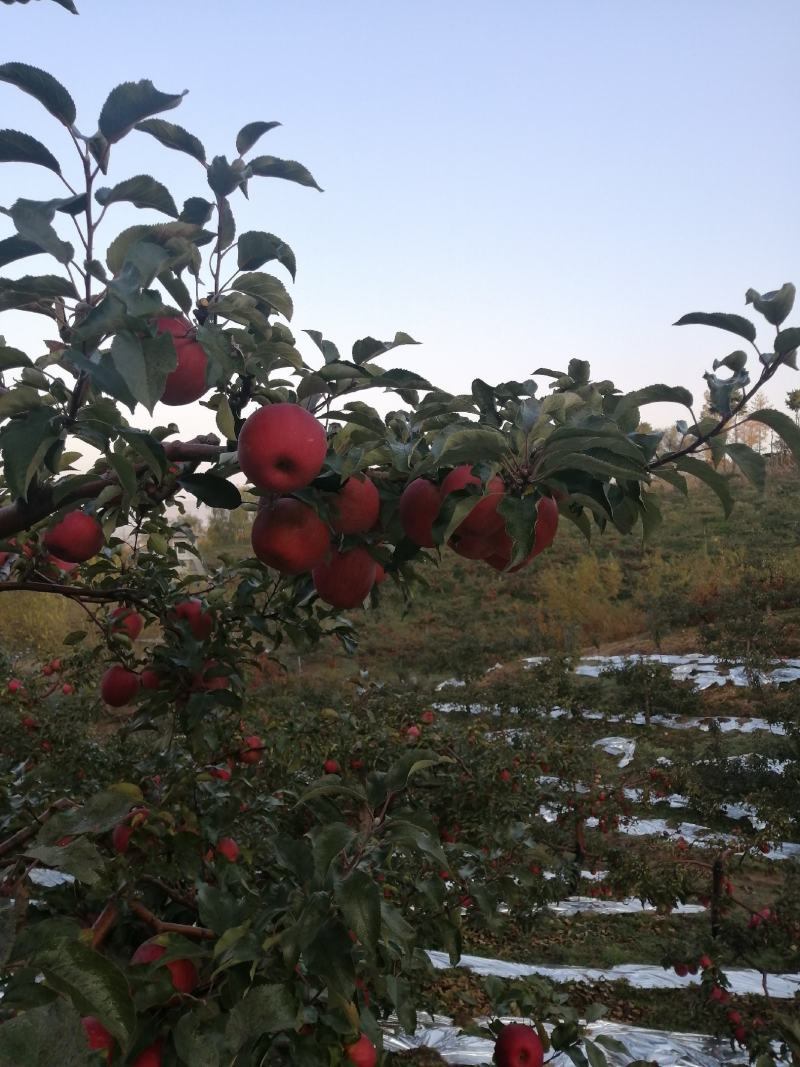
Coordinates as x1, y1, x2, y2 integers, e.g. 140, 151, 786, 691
2, 0, 799, 442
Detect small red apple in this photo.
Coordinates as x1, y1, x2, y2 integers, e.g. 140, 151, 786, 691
100, 666, 140, 707
112, 823, 133, 855
209, 763, 232, 781
674, 962, 688, 977
131, 1039, 163, 1067
499, 768, 511, 782
131, 940, 198, 993
7, 678, 23, 694
329, 475, 380, 534
171, 598, 213, 641
217, 837, 240, 862
344, 1034, 377, 1067
485, 496, 559, 572
251, 497, 330, 574
140, 668, 161, 691
313, 547, 377, 608
440, 466, 505, 539
109, 606, 144, 641
406, 725, 421, 740
193, 660, 231, 691
238, 402, 327, 492
239, 734, 263, 764
156, 315, 209, 406
43, 511, 104, 563
323, 758, 341, 774
82, 1015, 114, 1056
420, 709, 435, 724
494, 1022, 544, 1067
398, 478, 441, 547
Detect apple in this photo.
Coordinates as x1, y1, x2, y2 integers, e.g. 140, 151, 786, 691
155, 315, 209, 406
728, 1011, 742, 1026
485, 496, 559, 572
131, 1039, 163, 1067
140, 668, 162, 691
171, 598, 213, 640
238, 402, 327, 492
673, 962, 688, 977
398, 478, 441, 547
344, 1034, 377, 1067
449, 528, 495, 560
350, 757, 364, 771
217, 836, 240, 862
209, 764, 232, 780
49, 658, 61, 671
61, 683, 74, 695
100, 666, 141, 707
494, 1022, 544, 1067
420, 709, 435, 724
499, 768, 511, 782
82, 1016, 114, 1056
7, 678, 22, 694
131, 940, 198, 993
112, 822, 133, 855
240, 734, 263, 764
323, 758, 341, 774
698, 954, 713, 970
734, 1026, 747, 1044
406, 725, 421, 739
43, 511, 104, 563
251, 498, 330, 574
313, 547, 377, 608
110, 606, 144, 641
441, 466, 505, 539
194, 660, 231, 691
329, 475, 380, 533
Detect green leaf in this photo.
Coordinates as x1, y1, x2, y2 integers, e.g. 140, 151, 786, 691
776, 327, 800, 359
352, 332, 419, 366
207, 155, 242, 197
179, 197, 214, 225
236, 121, 281, 156
386, 975, 416, 1035
616, 383, 694, 412
174, 1010, 221, 1067
107, 451, 138, 498
95, 174, 178, 217
429, 426, 508, 469
0, 344, 33, 370
248, 155, 323, 191
178, 473, 241, 509
745, 283, 795, 327
37, 940, 136, 1050
7, 199, 73, 264
237, 231, 296, 279
217, 197, 235, 250
215, 395, 236, 440
584, 1041, 609, 1067
0, 63, 76, 126
105, 220, 201, 275
110, 330, 177, 413
135, 118, 206, 163
0, 129, 60, 172
25, 837, 104, 885
232, 271, 293, 320
41, 787, 142, 841
336, 870, 381, 955
0, 1000, 88, 1067
712, 350, 748, 373
99, 80, 186, 144
0, 407, 59, 500
311, 822, 355, 879
653, 468, 688, 494
158, 269, 192, 313
0, 273, 77, 299
725, 442, 766, 490
675, 455, 733, 517
118, 427, 167, 477
0, 234, 42, 269
226, 983, 298, 1048
746, 407, 800, 465
674, 311, 757, 344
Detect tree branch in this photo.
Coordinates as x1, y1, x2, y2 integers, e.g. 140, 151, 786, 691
0, 581, 147, 605
0, 799, 76, 859
128, 899, 214, 940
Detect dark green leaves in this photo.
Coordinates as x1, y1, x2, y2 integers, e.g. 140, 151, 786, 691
135, 118, 206, 163
775, 328, 800, 360
725, 442, 766, 490
207, 155, 243, 197
0, 407, 60, 500
95, 174, 178, 217
232, 271, 293, 320
336, 870, 381, 955
237, 231, 296, 278
109, 331, 177, 413
429, 426, 508, 469
226, 984, 298, 1048
37, 940, 136, 1050
177, 473, 241, 510
0, 1000, 88, 1067
248, 155, 323, 191
0, 63, 76, 126
0, 343, 33, 369
0, 273, 76, 300
674, 311, 757, 344
99, 79, 187, 144
0, 129, 60, 172
25, 837, 104, 884
236, 121, 281, 156
745, 283, 795, 327
5, 198, 73, 264
352, 332, 419, 366
617, 383, 694, 410
675, 455, 733, 516
0, 234, 42, 268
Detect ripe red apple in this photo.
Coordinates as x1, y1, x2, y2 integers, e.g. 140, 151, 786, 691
112, 822, 133, 855
251, 498, 330, 574
499, 768, 511, 782
7, 678, 22, 694
313, 547, 377, 608
238, 402, 327, 492
398, 478, 441, 547
240, 734, 263, 764
155, 316, 209, 406
209, 763, 232, 781
61, 682, 74, 695
441, 466, 505, 539
485, 496, 559, 572
43, 511, 104, 563
140, 668, 161, 691
82, 1015, 114, 1056
420, 709, 435, 724
728, 1011, 742, 1026
329, 475, 380, 534
171, 598, 213, 640
733, 1025, 747, 1044
674, 962, 689, 977
698, 954, 713, 970
131, 1039, 163, 1067
449, 528, 495, 560
110, 606, 144, 641
217, 836, 240, 862
100, 666, 140, 707
344, 1034, 377, 1067
494, 1022, 544, 1067
407, 725, 421, 739
193, 660, 231, 691
131, 940, 198, 993
323, 758, 341, 774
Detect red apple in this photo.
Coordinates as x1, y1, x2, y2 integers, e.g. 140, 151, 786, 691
131, 1039, 163, 1067
734, 1026, 747, 1044
100, 666, 140, 707
406, 725, 421, 739
330, 475, 380, 534
61, 682, 74, 695
209, 763, 232, 780
193, 660, 230, 691
109, 606, 144, 641
82, 1015, 114, 1056
449, 528, 495, 560
171, 598, 213, 641
441, 466, 505, 539
238, 402, 327, 492
112, 823, 133, 855
494, 1022, 544, 1067
216, 836, 240, 862
398, 478, 441, 547
43, 511, 104, 563
485, 496, 559, 572
420, 709, 435, 724
240, 734, 263, 764
674, 962, 689, 977
344, 1034, 377, 1067
313, 547, 377, 608
131, 940, 198, 993
155, 316, 209, 406
251, 498, 330, 574
140, 668, 161, 691
323, 758, 341, 774
7, 678, 22, 694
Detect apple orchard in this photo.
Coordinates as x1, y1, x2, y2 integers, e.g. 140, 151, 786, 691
1, 35, 800, 1067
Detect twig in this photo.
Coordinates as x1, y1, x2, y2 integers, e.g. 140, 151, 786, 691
91, 901, 120, 949
0, 799, 76, 859
128, 899, 214, 941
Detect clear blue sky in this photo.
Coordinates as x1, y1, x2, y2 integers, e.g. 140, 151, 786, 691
2, 0, 799, 437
